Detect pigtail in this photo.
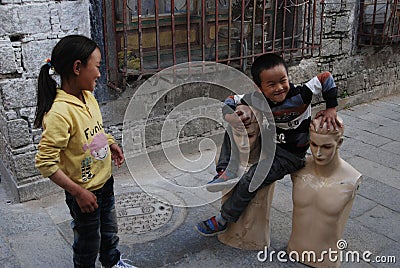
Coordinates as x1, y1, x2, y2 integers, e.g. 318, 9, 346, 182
34, 64, 57, 128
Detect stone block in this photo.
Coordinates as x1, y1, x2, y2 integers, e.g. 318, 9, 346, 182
341, 36, 352, 54
1, 0, 22, 4
148, 98, 167, 119
4, 110, 18, 120
335, 15, 352, 32
11, 144, 35, 156
19, 107, 36, 126
0, 5, 19, 35
32, 129, 42, 144
323, 16, 334, 34
101, 98, 130, 125
0, 41, 17, 74
0, 117, 10, 144
346, 74, 366, 95
323, 0, 342, 13
7, 119, 31, 148
144, 122, 162, 147
21, 39, 58, 76
12, 152, 38, 180
17, 176, 61, 202
17, 3, 51, 35
0, 78, 36, 109
321, 38, 341, 56
289, 59, 318, 83
56, 0, 90, 35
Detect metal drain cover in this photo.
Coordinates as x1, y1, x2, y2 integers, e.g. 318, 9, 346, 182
115, 188, 186, 244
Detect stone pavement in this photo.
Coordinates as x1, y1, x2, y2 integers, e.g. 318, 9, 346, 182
0, 94, 399, 268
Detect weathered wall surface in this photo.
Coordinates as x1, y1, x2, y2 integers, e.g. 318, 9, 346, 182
0, 0, 91, 201
0, 0, 399, 202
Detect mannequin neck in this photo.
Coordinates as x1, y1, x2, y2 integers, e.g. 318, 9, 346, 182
312, 152, 342, 178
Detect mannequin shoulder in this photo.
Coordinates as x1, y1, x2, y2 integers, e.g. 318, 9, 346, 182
340, 160, 362, 184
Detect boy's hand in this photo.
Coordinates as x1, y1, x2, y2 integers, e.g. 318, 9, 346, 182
314, 107, 342, 130
224, 110, 252, 131
110, 143, 125, 168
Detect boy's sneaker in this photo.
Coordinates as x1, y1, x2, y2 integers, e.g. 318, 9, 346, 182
194, 216, 227, 237
206, 170, 239, 192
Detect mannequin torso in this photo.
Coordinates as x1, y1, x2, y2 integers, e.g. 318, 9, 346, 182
287, 117, 362, 268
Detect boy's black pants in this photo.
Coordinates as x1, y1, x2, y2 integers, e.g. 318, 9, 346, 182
216, 130, 306, 222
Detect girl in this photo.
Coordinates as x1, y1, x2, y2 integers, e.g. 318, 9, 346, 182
35, 35, 136, 268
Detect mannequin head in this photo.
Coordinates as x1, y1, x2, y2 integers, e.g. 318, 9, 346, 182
231, 105, 262, 155
309, 117, 344, 166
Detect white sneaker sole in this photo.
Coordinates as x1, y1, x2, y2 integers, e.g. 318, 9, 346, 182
206, 178, 240, 192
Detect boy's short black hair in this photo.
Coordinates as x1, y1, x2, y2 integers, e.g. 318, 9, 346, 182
251, 53, 288, 87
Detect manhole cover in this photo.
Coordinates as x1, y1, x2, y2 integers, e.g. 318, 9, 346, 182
115, 188, 186, 244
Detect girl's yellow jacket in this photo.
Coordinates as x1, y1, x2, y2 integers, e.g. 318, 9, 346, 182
35, 89, 115, 191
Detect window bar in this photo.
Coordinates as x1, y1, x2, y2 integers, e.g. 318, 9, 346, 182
380, 0, 389, 44
307, 0, 312, 49
370, 0, 378, 45
290, 0, 299, 59
186, 0, 191, 62
201, 0, 206, 60
215, 0, 219, 61
282, 0, 288, 53
357, 0, 365, 45
228, 0, 232, 62
312, 0, 317, 56
272, 0, 279, 51
155, 0, 161, 69
301, 0, 308, 57
395, 0, 400, 42
318, 0, 324, 55
137, 0, 144, 72
239, 0, 245, 67
171, 0, 177, 65
251, 0, 256, 62
102, 0, 114, 88
262, 0, 266, 54
389, 0, 400, 44
385, 0, 393, 44
122, 0, 128, 83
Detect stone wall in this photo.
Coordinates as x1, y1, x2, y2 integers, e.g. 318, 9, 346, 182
0, 0, 399, 202
0, 0, 91, 201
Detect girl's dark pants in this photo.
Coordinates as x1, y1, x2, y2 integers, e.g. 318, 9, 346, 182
65, 177, 120, 268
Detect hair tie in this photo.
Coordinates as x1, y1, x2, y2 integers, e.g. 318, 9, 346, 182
45, 58, 52, 67
44, 58, 55, 75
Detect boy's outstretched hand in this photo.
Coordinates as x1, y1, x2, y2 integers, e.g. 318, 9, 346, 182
314, 107, 342, 131
110, 143, 125, 168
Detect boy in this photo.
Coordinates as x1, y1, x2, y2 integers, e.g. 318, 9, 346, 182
195, 53, 341, 236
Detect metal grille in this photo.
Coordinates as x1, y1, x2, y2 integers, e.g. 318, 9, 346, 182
103, 0, 323, 86
358, 0, 400, 46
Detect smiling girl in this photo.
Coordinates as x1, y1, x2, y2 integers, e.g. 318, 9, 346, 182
34, 35, 135, 268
